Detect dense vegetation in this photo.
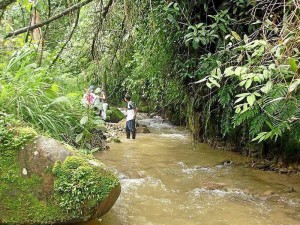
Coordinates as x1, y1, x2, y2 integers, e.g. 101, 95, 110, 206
1, 0, 300, 163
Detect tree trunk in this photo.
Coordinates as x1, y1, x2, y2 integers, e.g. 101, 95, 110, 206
31, 1, 42, 42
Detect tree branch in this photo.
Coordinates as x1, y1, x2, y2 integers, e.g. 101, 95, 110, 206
91, 0, 114, 59
5, 0, 94, 39
50, 9, 81, 67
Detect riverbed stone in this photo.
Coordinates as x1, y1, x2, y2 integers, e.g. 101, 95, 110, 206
262, 190, 275, 197
202, 182, 227, 190
136, 126, 151, 133
1, 135, 120, 225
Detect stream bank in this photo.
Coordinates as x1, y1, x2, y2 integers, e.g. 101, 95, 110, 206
104, 111, 300, 174
78, 116, 300, 225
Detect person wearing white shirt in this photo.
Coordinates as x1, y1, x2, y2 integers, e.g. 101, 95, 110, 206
124, 94, 137, 139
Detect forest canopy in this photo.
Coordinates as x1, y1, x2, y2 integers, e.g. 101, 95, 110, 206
1, 0, 300, 162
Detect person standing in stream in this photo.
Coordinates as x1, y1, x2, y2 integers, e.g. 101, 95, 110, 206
124, 94, 137, 139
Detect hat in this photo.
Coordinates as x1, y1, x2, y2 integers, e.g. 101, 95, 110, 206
89, 85, 95, 91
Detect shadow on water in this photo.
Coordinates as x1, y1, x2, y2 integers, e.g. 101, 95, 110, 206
77, 117, 300, 225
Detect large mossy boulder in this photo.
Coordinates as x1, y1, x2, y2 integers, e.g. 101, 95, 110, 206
0, 117, 120, 225
106, 107, 125, 123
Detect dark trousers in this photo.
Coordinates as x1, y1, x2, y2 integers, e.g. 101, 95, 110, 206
126, 119, 136, 139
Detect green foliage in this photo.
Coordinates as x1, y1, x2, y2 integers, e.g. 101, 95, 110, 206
76, 109, 106, 149
0, 124, 68, 224
106, 107, 125, 123
0, 113, 36, 150
0, 44, 85, 142
1, 0, 300, 161
52, 156, 119, 215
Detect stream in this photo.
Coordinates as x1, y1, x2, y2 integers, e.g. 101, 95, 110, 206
79, 117, 300, 225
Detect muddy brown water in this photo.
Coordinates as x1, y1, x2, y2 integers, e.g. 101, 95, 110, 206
78, 118, 300, 225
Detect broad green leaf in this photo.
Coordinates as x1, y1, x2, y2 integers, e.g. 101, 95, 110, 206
235, 106, 241, 114
94, 119, 104, 125
235, 93, 250, 104
211, 68, 221, 79
194, 77, 208, 84
90, 148, 100, 153
224, 67, 234, 76
266, 19, 273, 25
241, 103, 249, 113
231, 31, 241, 41
235, 67, 242, 75
236, 93, 250, 98
263, 131, 272, 141
260, 80, 273, 93
235, 66, 247, 76
239, 80, 247, 86
235, 97, 246, 104
167, 14, 175, 23
208, 77, 220, 87
206, 81, 212, 89
253, 75, 261, 82
75, 133, 84, 143
80, 116, 88, 125
50, 96, 70, 106
265, 121, 273, 129
253, 92, 261, 97
243, 34, 248, 43
288, 79, 300, 93
288, 58, 298, 72
251, 20, 262, 25
192, 38, 200, 49
268, 64, 276, 70
237, 54, 243, 63
252, 132, 267, 142
246, 94, 256, 106
51, 83, 60, 93
262, 70, 271, 79
245, 79, 252, 89
275, 47, 281, 58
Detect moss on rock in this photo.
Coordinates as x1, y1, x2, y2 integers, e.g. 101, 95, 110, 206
0, 116, 65, 224
106, 107, 125, 123
0, 114, 120, 224
52, 156, 119, 216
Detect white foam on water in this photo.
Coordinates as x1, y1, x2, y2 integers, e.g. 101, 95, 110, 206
144, 176, 168, 191
190, 187, 250, 198
182, 166, 214, 174
121, 178, 145, 191
159, 133, 187, 140
188, 187, 270, 211
278, 197, 300, 207
138, 118, 174, 129
177, 161, 187, 167
121, 176, 168, 192
118, 172, 128, 180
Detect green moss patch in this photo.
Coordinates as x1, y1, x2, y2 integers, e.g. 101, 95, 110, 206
0, 115, 68, 224
0, 114, 120, 224
52, 156, 120, 216
106, 107, 125, 123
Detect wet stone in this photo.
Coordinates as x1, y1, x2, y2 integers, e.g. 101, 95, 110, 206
262, 190, 275, 197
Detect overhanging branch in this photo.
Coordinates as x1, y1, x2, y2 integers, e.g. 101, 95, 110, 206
5, 0, 94, 39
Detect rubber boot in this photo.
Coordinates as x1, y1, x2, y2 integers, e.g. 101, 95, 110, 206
126, 131, 130, 139
132, 130, 136, 139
